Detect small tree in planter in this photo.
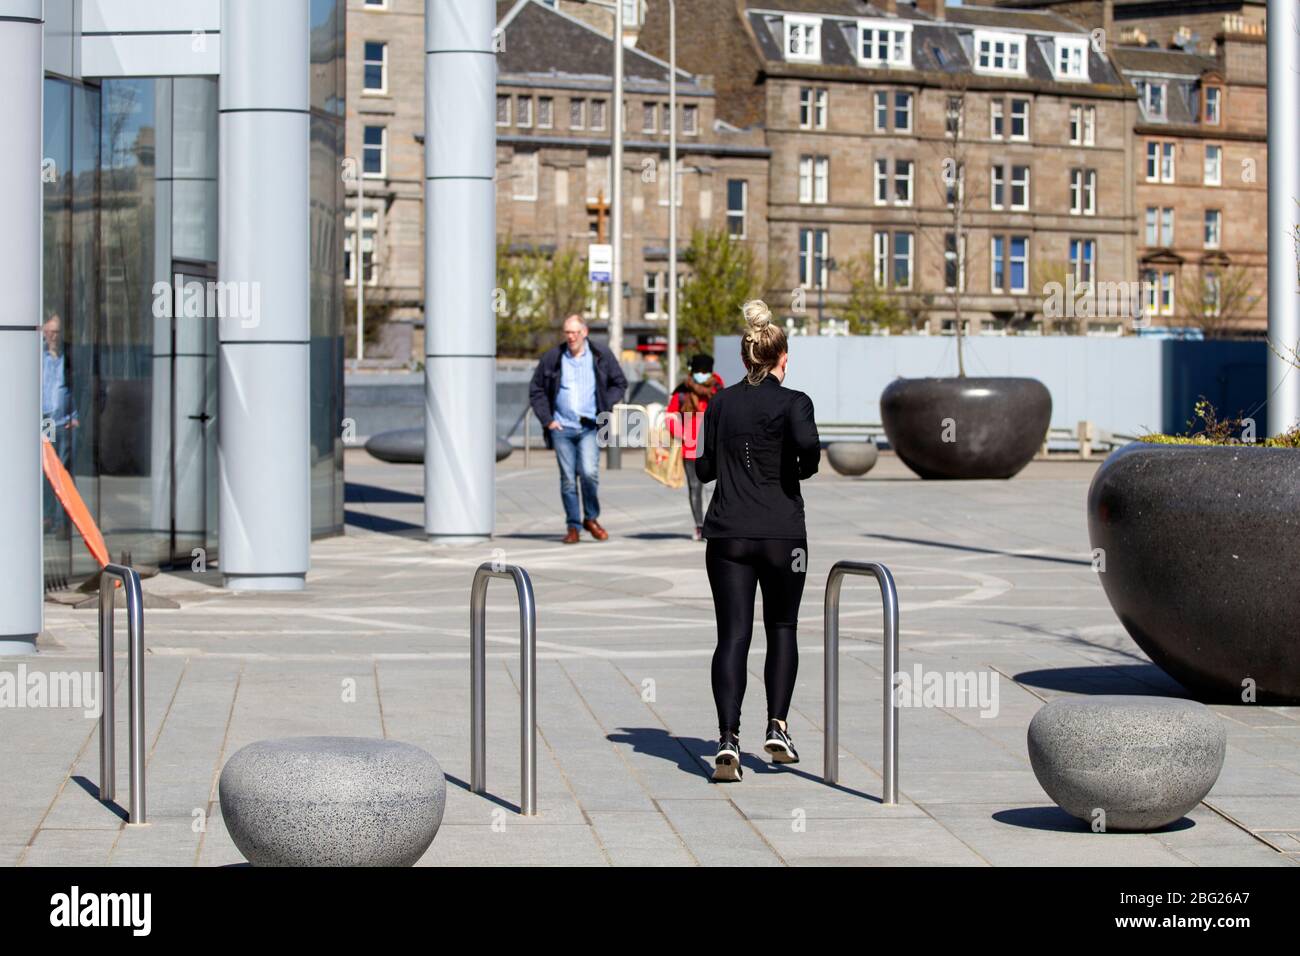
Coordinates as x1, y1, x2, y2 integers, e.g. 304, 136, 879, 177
1176, 264, 1261, 338
878, 82, 1052, 480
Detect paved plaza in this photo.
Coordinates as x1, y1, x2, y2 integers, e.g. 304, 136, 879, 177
4, 449, 1299, 867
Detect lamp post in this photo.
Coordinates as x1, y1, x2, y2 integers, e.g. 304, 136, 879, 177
577, 0, 624, 359
667, 0, 678, 390
356, 160, 365, 361
611, 0, 625, 360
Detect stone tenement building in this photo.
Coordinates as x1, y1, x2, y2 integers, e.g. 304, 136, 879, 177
994, 0, 1267, 54
1011, 0, 1270, 331
639, 0, 1270, 335
1111, 30, 1268, 331
346, 0, 767, 355
346, 0, 426, 326
345, 0, 1270, 344
642, 0, 1139, 335
494, 0, 769, 349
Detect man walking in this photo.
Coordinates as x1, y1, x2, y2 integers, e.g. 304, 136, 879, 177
529, 314, 628, 543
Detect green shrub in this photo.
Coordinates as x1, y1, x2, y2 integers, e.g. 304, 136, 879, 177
1140, 398, 1300, 447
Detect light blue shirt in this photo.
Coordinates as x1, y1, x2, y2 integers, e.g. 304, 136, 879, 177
554, 343, 597, 429
41, 347, 76, 428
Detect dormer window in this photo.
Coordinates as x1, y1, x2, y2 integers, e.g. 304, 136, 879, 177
1203, 85, 1222, 124
858, 20, 912, 68
1054, 37, 1089, 81
974, 31, 1026, 76
785, 15, 821, 62
1136, 80, 1167, 120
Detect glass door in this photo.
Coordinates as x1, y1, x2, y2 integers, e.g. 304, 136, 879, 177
169, 262, 218, 565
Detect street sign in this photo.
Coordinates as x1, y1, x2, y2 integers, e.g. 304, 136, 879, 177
588, 243, 612, 284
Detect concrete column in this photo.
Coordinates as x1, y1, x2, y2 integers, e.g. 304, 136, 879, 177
1268, 0, 1300, 435
218, 0, 310, 588
0, 1, 43, 654
424, 0, 496, 540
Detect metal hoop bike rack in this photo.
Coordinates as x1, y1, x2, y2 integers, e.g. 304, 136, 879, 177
470, 562, 538, 816
98, 563, 147, 824
823, 560, 899, 805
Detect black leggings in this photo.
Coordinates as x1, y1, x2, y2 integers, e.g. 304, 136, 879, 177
706, 537, 808, 736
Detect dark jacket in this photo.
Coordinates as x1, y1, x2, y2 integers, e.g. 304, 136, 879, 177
694, 375, 820, 540
528, 339, 629, 447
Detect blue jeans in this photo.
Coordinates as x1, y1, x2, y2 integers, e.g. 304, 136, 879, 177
553, 424, 600, 528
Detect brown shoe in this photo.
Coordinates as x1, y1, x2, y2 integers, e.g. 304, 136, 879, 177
563, 527, 580, 544
583, 519, 609, 541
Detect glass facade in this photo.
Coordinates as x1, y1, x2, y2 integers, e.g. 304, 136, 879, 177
40, 1, 346, 587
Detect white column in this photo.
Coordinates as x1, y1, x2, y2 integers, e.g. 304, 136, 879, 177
217, 0, 310, 589
424, 0, 495, 540
0, 1, 43, 654
1268, 0, 1300, 435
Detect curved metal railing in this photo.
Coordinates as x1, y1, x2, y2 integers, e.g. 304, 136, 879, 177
823, 560, 899, 805
470, 562, 538, 816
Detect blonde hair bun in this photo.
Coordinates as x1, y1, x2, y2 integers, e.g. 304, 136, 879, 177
739, 299, 786, 385
742, 299, 772, 331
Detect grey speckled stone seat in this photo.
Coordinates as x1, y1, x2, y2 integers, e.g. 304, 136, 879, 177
219, 737, 446, 866
827, 441, 879, 477
1027, 695, 1226, 832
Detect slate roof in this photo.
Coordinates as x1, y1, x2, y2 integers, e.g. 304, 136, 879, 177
1110, 46, 1219, 76
497, 0, 703, 93
944, 5, 1085, 33
745, 3, 1125, 87
746, 0, 893, 16
1110, 46, 1220, 125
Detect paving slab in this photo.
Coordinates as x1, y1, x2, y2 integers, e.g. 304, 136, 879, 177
4, 451, 1294, 866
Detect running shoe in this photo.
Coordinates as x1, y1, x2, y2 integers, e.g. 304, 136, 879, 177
712, 732, 742, 782
763, 719, 799, 764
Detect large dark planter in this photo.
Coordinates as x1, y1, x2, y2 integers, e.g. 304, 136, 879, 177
1088, 443, 1300, 704
880, 377, 1051, 480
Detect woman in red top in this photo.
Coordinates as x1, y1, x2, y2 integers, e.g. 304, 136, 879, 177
666, 353, 724, 541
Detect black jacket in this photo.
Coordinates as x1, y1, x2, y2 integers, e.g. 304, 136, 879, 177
528, 339, 629, 447
694, 375, 820, 539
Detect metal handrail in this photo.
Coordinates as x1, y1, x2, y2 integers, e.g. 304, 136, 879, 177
823, 560, 899, 805
98, 563, 147, 824
470, 562, 538, 816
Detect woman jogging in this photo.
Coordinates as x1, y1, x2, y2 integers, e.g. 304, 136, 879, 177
693, 300, 820, 782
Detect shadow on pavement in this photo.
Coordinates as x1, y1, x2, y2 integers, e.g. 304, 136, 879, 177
606, 727, 884, 801
71, 775, 128, 823
344, 511, 424, 536
345, 482, 423, 505
1015, 664, 1189, 697
444, 772, 521, 815
993, 805, 1196, 833
865, 532, 1092, 567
